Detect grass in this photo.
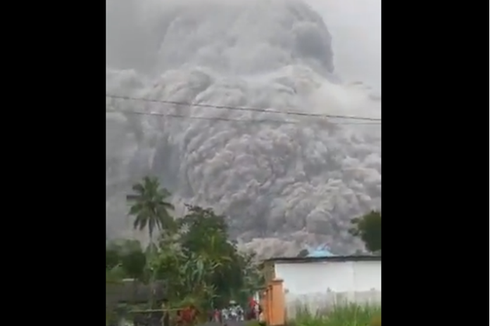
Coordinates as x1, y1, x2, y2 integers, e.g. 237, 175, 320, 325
288, 304, 381, 326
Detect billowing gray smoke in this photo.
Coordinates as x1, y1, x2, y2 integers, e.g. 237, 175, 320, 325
106, 0, 381, 258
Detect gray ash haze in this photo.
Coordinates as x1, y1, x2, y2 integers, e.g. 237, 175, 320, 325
106, 0, 381, 258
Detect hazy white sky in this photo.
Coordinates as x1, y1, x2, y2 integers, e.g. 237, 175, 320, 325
305, 0, 381, 91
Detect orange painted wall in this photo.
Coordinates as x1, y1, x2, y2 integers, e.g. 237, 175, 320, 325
262, 278, 285, 326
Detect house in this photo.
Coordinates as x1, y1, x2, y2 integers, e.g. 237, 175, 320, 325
263, 254, 381, 317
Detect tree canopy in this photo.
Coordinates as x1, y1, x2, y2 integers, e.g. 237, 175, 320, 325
349, 210, 381, 253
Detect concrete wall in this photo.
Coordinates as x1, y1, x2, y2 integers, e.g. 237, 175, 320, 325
274, 260, 381, 318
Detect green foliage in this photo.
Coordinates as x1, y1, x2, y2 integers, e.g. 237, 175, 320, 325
106, 239, 147, 281
120, 247, 146, 280
106, 247, 120, 269
349, 210, 381, 253
289, 304, 381, 326
127, 176, 176, 242
106, 175, 263, 312
177, 204, 244, 304
150, 203, 261, 309
126, 176, 176, 307
106, 264, 126, 283
178, 204, 230, 253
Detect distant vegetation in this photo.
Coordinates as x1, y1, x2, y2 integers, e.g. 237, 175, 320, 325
349, 210, 381, 253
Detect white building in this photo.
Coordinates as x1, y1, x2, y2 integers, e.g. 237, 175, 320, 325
264, 255, 381, 317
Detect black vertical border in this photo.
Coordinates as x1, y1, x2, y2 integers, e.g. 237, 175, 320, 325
382, 1, 489, 324
21, 0, 108, 322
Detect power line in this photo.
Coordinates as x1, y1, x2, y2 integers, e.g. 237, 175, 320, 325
106, 107, 381, 126
106, 94, 381, 122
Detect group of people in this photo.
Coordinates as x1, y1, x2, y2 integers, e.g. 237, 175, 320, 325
168, 298, 262, 326
210, 298, 263, 323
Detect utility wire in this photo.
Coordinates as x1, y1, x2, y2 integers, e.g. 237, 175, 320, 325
106, 94, 381, 122
106, 107, 381, 126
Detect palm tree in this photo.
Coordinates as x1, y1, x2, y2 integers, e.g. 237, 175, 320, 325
127, 176, 175, 308
127, 176, 175, 248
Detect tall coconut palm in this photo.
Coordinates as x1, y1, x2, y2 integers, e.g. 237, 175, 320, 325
127, 176, 175, 308
127, 176, 175, 248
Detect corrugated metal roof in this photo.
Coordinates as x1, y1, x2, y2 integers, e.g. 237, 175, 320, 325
307, 249, 334, 257
306, 244, 336, 257
264, 255, 381, 264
